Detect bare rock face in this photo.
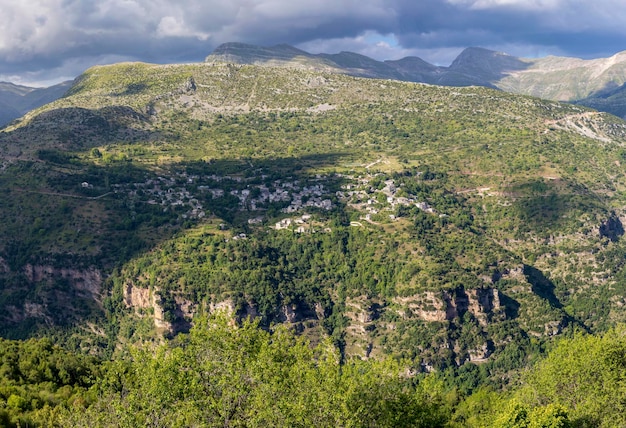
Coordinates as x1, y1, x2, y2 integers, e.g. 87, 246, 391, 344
466, 288, 502, 326
444, 288, 503, 324
387, 287, 508, 366
152, 297, 169, 332
183, 77, 196, 93
123, 284, 196, 334
0, 263, 104, 328
22, 264, 102, 300
394, 292, 447, 322
345, 296, 382, 327
278, 304, 299, 323
395, 287, 503, 324
344, 296, 381, 359
469, 342, 493, 362
209, 299, 236, 315
124, 283, 151, 309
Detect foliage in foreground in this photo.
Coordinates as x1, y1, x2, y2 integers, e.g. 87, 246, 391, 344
512, 328, 626, 428
4, 317, 626, 427
453, 326, 626, 428
0, 337, 99, 427
61, 313, 448, 427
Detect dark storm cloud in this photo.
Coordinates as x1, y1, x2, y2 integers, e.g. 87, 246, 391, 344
2, 0, 626, 85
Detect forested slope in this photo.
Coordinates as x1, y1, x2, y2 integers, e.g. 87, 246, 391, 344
2, 314, 626, 427
1, 61, 626, 424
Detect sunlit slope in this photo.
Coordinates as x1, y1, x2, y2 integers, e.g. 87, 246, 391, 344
1, 62, 626, 370
6, 61, 626, 191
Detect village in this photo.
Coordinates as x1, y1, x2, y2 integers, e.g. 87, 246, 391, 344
108, 169, 437, 232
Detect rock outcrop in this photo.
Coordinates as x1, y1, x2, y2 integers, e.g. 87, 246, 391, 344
22, 264, 102, 300
394, 286, 503, 324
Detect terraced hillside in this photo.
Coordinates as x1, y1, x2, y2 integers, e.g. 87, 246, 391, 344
2, 62, 626, 376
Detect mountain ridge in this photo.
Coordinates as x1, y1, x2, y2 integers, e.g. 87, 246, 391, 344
0, 80, 73, 127
4, 43, 626, 127
206, 42, 626, 116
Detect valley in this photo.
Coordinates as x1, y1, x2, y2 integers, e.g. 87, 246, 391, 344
2, 59, 626, 426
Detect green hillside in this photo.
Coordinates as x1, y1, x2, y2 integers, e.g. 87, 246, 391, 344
3, 313, 626, 427
2, 61, 626, 400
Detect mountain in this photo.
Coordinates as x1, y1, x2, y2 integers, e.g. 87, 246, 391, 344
0, 99, 20, 125
496, 51, 626, 101
5, 51, 626, 426
383, 56, 443, 82
575, 82, 626, 118
207, 43, 626, 117
206, 42, 338, 71
206, 41, 429, 81
440, 46, 528, 87
3, 60, 626, 383
0, 80, 73, 127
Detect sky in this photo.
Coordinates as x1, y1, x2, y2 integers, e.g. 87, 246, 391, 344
2, 0, 626, 86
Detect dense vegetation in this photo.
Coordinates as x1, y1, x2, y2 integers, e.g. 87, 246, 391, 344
2, 61, 626, 424
3, 315, 626, 427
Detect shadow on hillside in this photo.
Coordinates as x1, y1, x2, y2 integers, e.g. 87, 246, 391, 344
575, 81, 626, 119
0, 150, 352, 333
118, 83, 148, 96
88, 151, 350, 260
1, 106, 162, 152
523, 264, 594, 334
508, 178, 603, 236
498, 292, 520, 319
523, 264, 562, 309
177, 153, 351, 226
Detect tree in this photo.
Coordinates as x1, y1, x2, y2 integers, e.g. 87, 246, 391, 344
491, 328, 626, 428
62, 313, 451, 427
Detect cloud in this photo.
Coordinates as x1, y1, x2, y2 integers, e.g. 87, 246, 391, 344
156, 16, 211, 40
0, 54, 136, 87
2, 0, 626, 85
447, 0, 561, 11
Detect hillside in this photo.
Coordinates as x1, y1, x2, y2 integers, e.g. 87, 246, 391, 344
207, 42, 626, 117
4, 42, 626, 131
2, 61, 626, 381
0, 81, 73, 127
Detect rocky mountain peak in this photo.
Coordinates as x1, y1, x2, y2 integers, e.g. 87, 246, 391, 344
206, 42, 312, 64
449, 47, 529, 80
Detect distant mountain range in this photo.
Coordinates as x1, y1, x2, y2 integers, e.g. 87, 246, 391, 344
4, 43, 626, 126
0, 81, 73, 127
206, 42, 626, 118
